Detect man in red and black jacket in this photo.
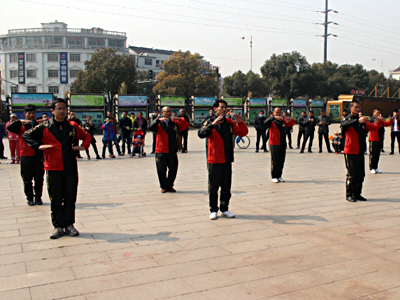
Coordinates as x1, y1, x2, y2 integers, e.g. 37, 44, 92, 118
7, 105, 44, 206
265, 107, 295, 183
341, 101, 381, 202
149, 106, 189, 193
23, 99, 91, 239
368, 109, 393, 174
198, 100, 248, 220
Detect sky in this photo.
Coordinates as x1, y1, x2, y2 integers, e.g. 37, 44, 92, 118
2, 0, 400, 78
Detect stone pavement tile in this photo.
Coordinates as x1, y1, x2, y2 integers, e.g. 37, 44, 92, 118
360, 287, 400, 299
293, 229, 352, 246
193, 222, 269, 238
138, 211, 197, 223
106, 242, 183, 261
0, 248, 64, 266
175, 232, 249, 250
116, 219, 179, 232
371, 236, 400, 251
0, 217, 17, 226
0, 220, 51, 232
357, 256, 400, 276
238, 269, 332, 299
264, 291, 313, 299
0, 210, 45, 221
61, 239, 136, 256
311, 260, 376, 281
133, 230, 201, 246
236, 228, 287, 241
123, 261, 213, 286
0, 262, 26, 278
268, 242, 321, 258
0, 268, 75, 292
58, 296, 86, 300
0, 288, 31, 300
156, 220, 219, 234
21, 234, 97, 252
30, 273, 131, 300
72, 255, 159, 279
78, 216, 143, 229
152, 245, 231, 266
0, 232, 50, 247
0, 243, 22, 255
85, 278, 193, 300
26, 251, 111, 273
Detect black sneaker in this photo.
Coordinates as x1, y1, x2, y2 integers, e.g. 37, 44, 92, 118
50, 227, 64, 239
27, 200, 35, 206
65, 225, 79, 236
96, 156, 102, 159
34, 198, 43, 205
353, 194, 367, 201
346, 196, 357, 202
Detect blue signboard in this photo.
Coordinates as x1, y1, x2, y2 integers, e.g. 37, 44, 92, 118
60, 52, 68, 84
194, 96, 215, 107
249, 98, 266, 107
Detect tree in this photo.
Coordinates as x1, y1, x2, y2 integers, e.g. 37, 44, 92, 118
71, 48, 137, 96
153, 51, 219, 98
260, 51, 310, 100
223, 70, 267, 98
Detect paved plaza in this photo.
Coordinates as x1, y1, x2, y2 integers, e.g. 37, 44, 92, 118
1, 124, 400, 299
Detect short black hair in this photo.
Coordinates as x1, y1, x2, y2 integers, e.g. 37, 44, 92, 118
260, 110, 264, 114
51, 98, 68, 110
349, 101, 360, 108
343, 109, 348, 113
213, 99, 228, 108
321, 109, 326, 112
24, 104, 36, 112
373, 108, 380, 114
394, 109, 399, 113
309, 111, 314, 114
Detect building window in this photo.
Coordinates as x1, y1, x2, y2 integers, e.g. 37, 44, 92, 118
48, 53, 58, 62
67, 37, 84, 45
10, 53, 18, 63
69, 69, 80, 78
10, 37, 23, 45
70, 54, 80, 62
27, 70, 37, 78
48, 69, 59, 78
54, 36, 63, 45
48, 86, 59, 94
88, 38, 105, 46
26, 36, 42, 45
10, 70, 18, 78
11, 86, 18, 94
108, 39, 124, 47
27, 86, 37, 93
145, 58, 152, 66
26, 54, 36, 62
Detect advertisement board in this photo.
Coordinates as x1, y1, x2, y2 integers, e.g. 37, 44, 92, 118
194, 96, 215, 107
70, 94, 104, 107
194, 110, 210, 125
74, 111, 105, 130
12, 93, 53, 107
293, 99, 307, 107
272, 98, 287, 107
224, 97, 242, 107
60, 52, 68, 84
312, 100, 324, 107
328, 104, 341, 122
160, 96, 185, 107
118, 95, 147, 107
292, 108, 304, 122
18, 53, 25, 84
249, 98, 266, 107
249, 109, 261, 123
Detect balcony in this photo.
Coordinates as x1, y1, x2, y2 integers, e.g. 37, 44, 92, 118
7, 27, 126, 37
0, 44, 128, 52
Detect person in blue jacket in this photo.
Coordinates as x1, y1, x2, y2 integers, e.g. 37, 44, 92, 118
101, 118, 115, 158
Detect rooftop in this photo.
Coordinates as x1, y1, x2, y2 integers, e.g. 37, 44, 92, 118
129, 46, 174, 56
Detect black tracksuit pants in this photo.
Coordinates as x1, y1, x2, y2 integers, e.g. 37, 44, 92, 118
20, 156, 44, 201
179, 130, 188, 151
121, 131, 131, 154
208, 163, 232, 213
369, 141, 381, 170
270, 145, 286, 179
301, 132, 314, 152
391, 132, 400, 152
85, 140, 100, 157
285, 129, 292, 148
319, 133, 332, 151
255, 130, 267, 151
344, 153, 365, 197
47, 170, 78, 228
297, 130, 305, 148
156, 153, 178, 190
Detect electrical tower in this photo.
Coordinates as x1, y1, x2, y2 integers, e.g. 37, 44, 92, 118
317, 0, 338, 62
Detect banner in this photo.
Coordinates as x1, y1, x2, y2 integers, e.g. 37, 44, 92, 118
224, 97, 242, 107
328, 104, 341, 122
312, 100, 324, 107
74, 111, 104, 130
18, 53, 25, 84
118, 95, 147, 107
272, 98, 287, 106
194, 96, 215, 107
292, 108, 304, 122
293, 99, 307, 107
160, 96, 185, 107
12, 93, 53, 107
249, 98, 266, 107
194, 110, 210, 124
60, 52, 68, 84
70, 94, 104, 107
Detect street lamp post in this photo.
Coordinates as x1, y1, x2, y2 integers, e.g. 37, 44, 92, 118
240, 36, 252, 72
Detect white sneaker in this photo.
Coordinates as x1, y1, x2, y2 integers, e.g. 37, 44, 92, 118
209, 212, 217, 220
278, 177, 285, 182
370, 169, 376, 174
375, 168, 382, 174
272, 178, 279, 183
221, 211, 235, 218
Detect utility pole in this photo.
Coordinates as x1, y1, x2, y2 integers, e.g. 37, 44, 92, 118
317, 0, 338, 62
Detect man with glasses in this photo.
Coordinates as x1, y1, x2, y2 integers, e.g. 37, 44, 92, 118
149, 106, 189, 193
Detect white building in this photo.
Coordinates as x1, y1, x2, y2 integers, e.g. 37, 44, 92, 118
0, 21, 127, 100
128, 46, 174, 77
389, 66, 400, 80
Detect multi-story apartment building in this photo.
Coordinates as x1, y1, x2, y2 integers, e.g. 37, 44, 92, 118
389, 66, 400, 80
0, 21, 127, 99
129, 46, 174, 77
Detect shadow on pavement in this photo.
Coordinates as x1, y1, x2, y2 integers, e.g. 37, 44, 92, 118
288, 180, 342, 185
237, 214, 328, 225
79, 231, 179, 243
76, 203, 124, 209
365, 198, 400, 202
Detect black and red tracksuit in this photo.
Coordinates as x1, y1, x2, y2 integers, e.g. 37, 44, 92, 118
7, 120, 44, 202
149, 117, 189, 190
23, 118, 91, 228
368, 117, 392, 170
265, 116, 295, 179
198, 116, 248, 213
341, 114, 381, 198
